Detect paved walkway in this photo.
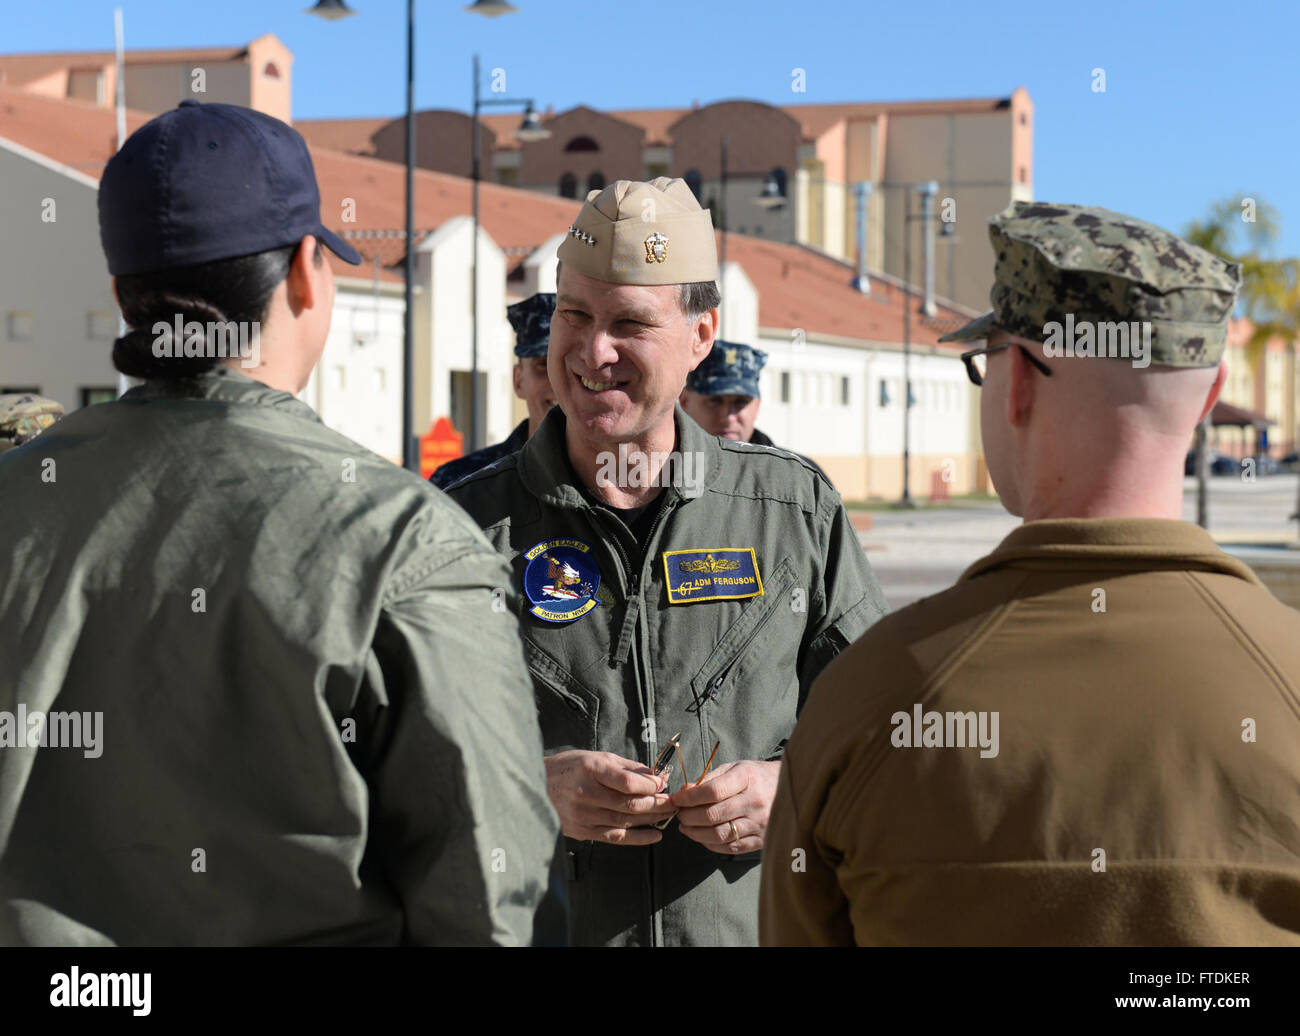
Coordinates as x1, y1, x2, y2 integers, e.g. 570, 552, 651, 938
853, 474, 1300, 609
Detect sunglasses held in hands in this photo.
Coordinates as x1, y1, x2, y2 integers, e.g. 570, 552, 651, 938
650, 733, 720, 830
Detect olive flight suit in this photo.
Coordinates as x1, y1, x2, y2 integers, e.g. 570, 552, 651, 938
448, 403, 888, 946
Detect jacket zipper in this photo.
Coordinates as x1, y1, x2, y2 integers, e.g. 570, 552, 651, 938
588, 495, 677, 948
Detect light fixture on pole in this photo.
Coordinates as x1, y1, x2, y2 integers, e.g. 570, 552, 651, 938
469, 47, 548, 452
310, 0, 420, 471
465, 0, 517, 15
896, 180, 948, 508
754, 172, 785, 210
305, 0, 356, 18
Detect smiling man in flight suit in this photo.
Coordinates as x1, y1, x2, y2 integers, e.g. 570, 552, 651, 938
761, 202, 1300, 946
448, 177, 888, 946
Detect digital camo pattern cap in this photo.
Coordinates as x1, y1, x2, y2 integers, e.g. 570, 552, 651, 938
938, 202, 1242, 367
687, 339, 768, 399
0, 393, 64, 451
556, 177, 719, 286
507, 293, 556, 358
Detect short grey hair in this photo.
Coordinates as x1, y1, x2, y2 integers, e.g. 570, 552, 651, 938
555, 260, 720, 321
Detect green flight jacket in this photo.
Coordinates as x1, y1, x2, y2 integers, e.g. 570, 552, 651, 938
0, 368, 560, 946
448, 404, 888, 946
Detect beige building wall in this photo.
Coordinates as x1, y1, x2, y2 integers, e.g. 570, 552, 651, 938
0, 141, 118, 408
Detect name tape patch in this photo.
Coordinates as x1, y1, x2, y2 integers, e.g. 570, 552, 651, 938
662, 548, 763, 605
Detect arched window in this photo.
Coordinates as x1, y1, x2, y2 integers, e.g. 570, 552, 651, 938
586, 171, 605, 194
564, 136, 599, 153
558, 172, 577, 199
684, 169, 702, 201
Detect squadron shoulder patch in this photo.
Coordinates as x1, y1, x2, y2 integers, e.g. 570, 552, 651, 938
662, 548, 763, 605
523, 539, 602, 623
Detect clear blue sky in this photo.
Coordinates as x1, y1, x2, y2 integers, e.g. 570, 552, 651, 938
10, 0, 1298, 257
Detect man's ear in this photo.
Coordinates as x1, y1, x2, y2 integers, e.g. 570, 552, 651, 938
689, 308, 719, 370
1197, 361, 1228, 424
1005, 343, 1038, 428
512, 362, 524, 399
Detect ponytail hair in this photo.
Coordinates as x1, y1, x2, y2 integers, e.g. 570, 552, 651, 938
111, 240, 322, 380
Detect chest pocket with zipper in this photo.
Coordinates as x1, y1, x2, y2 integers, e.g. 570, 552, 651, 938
687, 556, 801, 759
524, 638, 601, 754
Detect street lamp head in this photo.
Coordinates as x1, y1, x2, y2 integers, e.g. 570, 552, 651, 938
515, 104, 551, 143
940, 220, 957, 239
754, 173, 785, 210
916, 180, 939, 198
304, 0, 357, 20
465, 0, 518, 15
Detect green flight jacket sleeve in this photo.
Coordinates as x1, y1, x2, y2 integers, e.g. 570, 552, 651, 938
355, 525, 562, 946
800, 490, 891, 712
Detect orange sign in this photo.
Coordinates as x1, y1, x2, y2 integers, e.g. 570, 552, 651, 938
420, 416, 464, 480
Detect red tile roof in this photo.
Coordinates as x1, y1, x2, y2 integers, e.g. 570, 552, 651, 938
297, 95, 1013, 156
0, 85, 975, 347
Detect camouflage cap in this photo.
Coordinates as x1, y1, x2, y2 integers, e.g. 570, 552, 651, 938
938, 202, 1242, 367
0, 394, 65, 452
686, 340, 767, 399
507, 292, 556, 358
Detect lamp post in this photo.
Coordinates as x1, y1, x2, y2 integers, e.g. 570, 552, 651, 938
897, 180, 954, 507
311, 0, 532, 469
469, 54, 549, 452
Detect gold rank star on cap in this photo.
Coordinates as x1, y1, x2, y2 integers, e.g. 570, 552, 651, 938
557, 177, 718, 286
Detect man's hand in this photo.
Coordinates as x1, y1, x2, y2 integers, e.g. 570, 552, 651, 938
671, 760, 781, 854
544, 750, 675, 845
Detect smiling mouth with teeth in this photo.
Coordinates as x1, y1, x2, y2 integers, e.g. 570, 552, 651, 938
579, 375, 627, 392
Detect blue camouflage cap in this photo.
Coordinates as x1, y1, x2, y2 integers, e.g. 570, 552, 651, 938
686, 340, 768, 399
507, 293, 556, 358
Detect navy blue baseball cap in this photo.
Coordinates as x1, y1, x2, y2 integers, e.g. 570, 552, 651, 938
686, 339, 768, 399
99, 99, 362, 276
507, 293, 555, 358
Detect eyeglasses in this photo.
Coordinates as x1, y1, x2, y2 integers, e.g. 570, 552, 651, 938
961, 343, 1053, 387
650, 734, 720, 830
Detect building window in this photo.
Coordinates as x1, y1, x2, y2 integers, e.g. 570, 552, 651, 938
564, 135, 599, 153
263, 62, 281, 79
840, 376, 850, 406
7, 312, 33, 341
768, 167, 788, 198
496, 167, 519, 187
80, 387, 116, 407
87, 312, 116, 340
645, 162, 670, 179
684, 170, 702, 201
586, 171, 605, 194
558, 172, 577, 198
780, 371, 790, 403
2, 386, 40, 395
1018, 166, 1027, 183
878, 380, 890, 407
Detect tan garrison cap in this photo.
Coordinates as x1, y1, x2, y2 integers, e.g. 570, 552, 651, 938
556, 177, 718, 286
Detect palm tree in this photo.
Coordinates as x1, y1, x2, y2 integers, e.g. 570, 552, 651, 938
1184, 196, 1300, 528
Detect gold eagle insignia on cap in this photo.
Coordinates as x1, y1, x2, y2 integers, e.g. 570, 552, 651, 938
724, 348, 737, 365
644, 232, 669, 263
